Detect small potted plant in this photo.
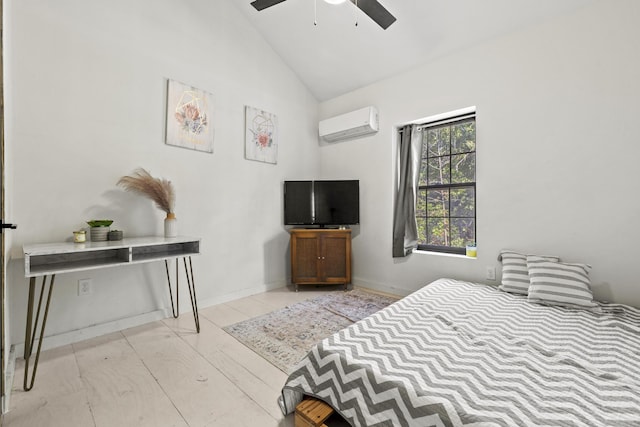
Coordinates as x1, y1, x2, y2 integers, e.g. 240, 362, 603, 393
108, 229, 124, 241
87, 219, 113, 242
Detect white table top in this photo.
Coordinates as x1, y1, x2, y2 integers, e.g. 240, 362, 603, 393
23, 236, 200, 256
23, 236, 201, 277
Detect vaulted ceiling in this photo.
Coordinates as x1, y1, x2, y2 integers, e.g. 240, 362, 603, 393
233, 0, 594, 101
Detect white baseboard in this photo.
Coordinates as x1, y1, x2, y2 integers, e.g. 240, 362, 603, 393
352, 277, 413, 298
197, 280, 287, 307
12, 309, 168, 357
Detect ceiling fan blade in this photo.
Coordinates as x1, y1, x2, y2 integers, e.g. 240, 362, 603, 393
351, 0, 396, 30
251, 0, 288, 12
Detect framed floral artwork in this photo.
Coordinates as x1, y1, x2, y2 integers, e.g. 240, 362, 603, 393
245, 106, 278, 164
165, 79, 214, 153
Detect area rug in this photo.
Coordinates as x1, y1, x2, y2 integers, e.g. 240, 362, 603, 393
223, 289, 398, 374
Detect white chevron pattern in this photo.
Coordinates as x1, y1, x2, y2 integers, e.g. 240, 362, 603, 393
280, 278, 640, 426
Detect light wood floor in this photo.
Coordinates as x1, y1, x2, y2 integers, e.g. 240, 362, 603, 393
5, 285, 338, 427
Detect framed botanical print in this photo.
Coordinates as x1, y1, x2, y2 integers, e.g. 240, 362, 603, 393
165, 79, 214, 153
245, 106, 278, 164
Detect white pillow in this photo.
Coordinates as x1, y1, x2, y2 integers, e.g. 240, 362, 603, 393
498, 250, 560, 295
526, 256, 597, 309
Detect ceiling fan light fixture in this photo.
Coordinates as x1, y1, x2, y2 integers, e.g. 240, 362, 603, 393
250, 0, 396, 30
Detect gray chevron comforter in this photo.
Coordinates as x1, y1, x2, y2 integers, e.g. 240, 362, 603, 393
280, 278, 640, 426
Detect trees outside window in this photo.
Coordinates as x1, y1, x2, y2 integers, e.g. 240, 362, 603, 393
416, 116, 476, 254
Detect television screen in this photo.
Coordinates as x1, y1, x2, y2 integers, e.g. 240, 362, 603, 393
283, 181, 313, 225
314, 180, 359, 225
283, 180, 359, 226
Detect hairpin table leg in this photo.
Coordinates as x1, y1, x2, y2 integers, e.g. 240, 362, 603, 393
165, 257, 200, 333
183, 256, 200, 333
23, 275, 56, 391
165, 259, 179, 318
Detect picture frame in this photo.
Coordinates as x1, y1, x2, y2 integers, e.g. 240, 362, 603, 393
244, 106, 278, 164
165, 79, 214, 153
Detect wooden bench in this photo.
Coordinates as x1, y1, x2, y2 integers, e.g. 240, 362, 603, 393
295, 397, 334, 427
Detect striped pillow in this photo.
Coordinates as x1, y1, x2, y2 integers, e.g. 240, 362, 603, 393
526, 256, 597, 309
498, 250, 560, 295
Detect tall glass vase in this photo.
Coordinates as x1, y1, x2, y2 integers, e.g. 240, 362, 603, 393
164, 212, 177, 238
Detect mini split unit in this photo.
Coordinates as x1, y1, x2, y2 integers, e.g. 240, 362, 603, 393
319, 106, 379, 142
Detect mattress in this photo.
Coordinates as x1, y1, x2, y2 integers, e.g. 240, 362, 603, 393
280, 278, 640, 426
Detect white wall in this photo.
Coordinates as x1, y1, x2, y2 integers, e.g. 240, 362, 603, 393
4, 0, 320, 347
318, 0, 640, 307
6, 0, 640, 353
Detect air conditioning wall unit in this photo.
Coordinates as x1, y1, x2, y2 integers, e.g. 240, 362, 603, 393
319, 106, 379, 142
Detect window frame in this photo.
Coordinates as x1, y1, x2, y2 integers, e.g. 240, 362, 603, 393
416, 114, 476, 255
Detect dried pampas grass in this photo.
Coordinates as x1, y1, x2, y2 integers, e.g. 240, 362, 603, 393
117, 168, 175, 214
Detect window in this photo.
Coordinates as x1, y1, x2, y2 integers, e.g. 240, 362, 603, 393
416, 114, 476, 254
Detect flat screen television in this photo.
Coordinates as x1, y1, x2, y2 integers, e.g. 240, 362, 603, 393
284, 180, 359, 226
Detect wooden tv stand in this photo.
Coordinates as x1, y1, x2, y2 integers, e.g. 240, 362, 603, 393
289, 228, 351, 291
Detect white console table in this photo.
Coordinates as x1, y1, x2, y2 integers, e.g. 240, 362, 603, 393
22, 236, 201, 391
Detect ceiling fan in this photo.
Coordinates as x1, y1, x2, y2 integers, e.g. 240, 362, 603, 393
250, 0, 396, 30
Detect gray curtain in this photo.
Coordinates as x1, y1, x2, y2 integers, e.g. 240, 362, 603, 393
392, 124, 422, 257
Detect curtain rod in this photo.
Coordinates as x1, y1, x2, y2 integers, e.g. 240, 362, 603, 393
398, 113, 475, 133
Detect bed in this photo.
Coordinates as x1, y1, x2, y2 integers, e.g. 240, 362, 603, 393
279, 278, 640, 426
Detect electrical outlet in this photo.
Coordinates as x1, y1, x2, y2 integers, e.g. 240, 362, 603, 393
78, 279, 92, 296
486, 266, 496, 281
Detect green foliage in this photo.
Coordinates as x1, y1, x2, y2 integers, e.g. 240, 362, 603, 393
416, 118, 476, 250
87, 220, 113, 227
